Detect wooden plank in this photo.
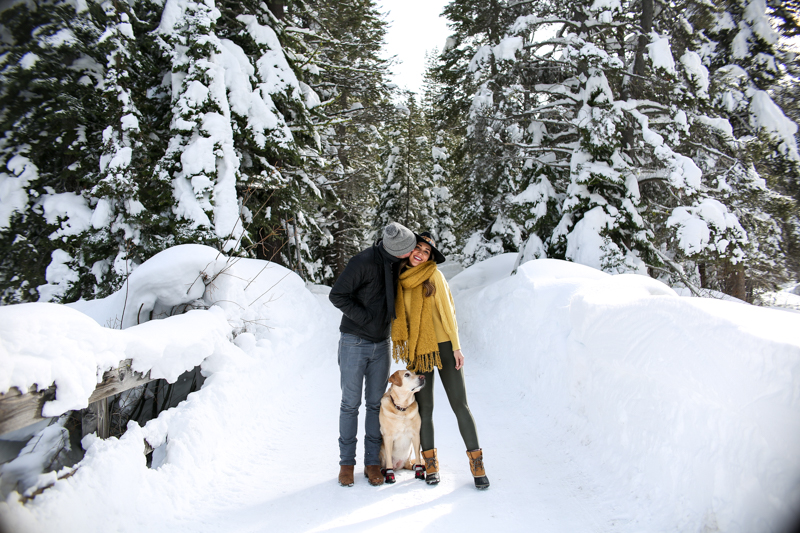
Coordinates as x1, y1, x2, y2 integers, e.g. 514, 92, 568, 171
87, 361, 155, 405
0, 360, 156, 436
0, 386, 55, 436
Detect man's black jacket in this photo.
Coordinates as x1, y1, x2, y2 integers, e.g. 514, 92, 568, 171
329, 242, 399, 342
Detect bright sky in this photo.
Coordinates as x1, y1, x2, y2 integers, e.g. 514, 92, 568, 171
377, 0, 452, 94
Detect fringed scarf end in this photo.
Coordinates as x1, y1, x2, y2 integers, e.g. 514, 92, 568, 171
392, 341, 408, 364
409, 350, 442, 373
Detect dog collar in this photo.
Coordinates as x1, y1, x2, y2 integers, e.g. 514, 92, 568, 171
391, 396, 409, 412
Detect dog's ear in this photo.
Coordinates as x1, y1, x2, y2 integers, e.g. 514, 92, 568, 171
388, 371, 402, 387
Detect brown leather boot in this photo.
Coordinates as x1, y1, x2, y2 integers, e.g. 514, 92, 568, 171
338, 465, 354, 487
421, 448, 440, 485
363, 464, 384, 486
466, 449, 490, 489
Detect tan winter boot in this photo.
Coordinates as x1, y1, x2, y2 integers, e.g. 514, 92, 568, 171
338, 465, 354, 487
466, 449, 490, 489
422, 448, 440, 485
364, 464, 384, 486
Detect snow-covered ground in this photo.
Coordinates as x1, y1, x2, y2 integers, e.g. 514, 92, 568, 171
1, 246, 799, 532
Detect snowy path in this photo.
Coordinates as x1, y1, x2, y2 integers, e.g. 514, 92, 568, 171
4, 252, 799, 533
75, 285, 611, 533
145, 295, 618, 533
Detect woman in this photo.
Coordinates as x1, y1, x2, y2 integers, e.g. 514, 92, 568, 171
391, 231, 489, 489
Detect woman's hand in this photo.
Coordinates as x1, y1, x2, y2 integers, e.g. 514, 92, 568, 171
454, 349, 464, 370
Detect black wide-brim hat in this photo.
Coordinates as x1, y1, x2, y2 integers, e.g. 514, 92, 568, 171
415, 231, 446, 264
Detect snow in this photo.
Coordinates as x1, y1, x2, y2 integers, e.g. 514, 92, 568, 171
680, 51, 709, 98
40, 192, 93, 239
37, 250, 80, 302
0, 155, 38, 230
697, 115, 734, 138
590, 0, 621, 13
468, 45, 491, 73
511, 174, 556, 221
238, 14, 302, 101
0, 423, 70, 498
493, 36, 524, 62
733, 25, 754, 60
749, 90, 800, 160
646, 34, 676, 75
44, 29, 78, 48
1, 246, 800, 532
120, 114, 140, 132
562, 206, 646, 275
667, 198, 747, 258
744, 0, 779, 46
18, 52, 38, 69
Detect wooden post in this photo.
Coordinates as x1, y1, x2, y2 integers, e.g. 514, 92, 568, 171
81, 397, 110, 439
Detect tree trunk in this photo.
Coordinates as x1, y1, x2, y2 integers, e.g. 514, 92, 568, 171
633, 0, 654, 83
267, 1, 285, 20
724, 261, 747, 302
622, 0, 653, 155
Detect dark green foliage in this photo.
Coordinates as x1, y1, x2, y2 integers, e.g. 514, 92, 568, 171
428, 0, 798, 296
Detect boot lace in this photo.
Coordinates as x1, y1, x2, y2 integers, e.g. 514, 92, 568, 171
470, 456, 484, 473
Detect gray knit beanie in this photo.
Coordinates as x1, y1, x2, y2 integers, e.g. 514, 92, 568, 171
382, 222, 416, 257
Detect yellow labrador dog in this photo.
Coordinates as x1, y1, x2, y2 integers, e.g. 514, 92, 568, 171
379, 369, 426, 484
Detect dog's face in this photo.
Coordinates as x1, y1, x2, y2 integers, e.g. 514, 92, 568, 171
388, 369, 425, 393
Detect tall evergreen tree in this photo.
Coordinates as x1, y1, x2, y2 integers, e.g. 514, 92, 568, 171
375, 94, 431, 232
432, 0, 535, 266
0, 0, 325, 302
421, 50, 457, 256
0, 0, 122, 302
431, 0, 798, 299
292, 0, 395, 282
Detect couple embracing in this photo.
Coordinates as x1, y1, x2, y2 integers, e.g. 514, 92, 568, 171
329, 222, 489, 489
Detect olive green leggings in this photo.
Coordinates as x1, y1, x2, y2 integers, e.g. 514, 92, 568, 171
415, 341, 480, 451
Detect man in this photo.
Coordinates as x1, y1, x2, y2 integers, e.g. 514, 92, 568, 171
329, 222, 416, 487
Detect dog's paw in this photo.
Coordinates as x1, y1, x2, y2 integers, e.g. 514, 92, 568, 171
414, 464, 426, 481
381, 468, 396, 484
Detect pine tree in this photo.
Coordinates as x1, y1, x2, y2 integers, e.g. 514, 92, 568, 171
0, 0, 325, 302
432, 0, 539, 266
0, 0, 111, 302
292, 0, 395, 282
421, 50, 457, 256
375, 94, 432, 232
431, 0, 798, 299
662, 0, 800, 297
81, 0, 170, 299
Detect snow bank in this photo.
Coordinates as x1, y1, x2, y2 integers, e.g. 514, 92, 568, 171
0, 303, 231, 416
68, 244, 231, 329
1, 244, 314, 418
452, 256, 800, 532
1, 245, 336, 532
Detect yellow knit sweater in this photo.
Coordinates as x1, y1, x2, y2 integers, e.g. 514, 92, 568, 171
401, 269, 461, 351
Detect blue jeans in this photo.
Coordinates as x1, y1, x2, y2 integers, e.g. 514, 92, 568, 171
338, 333, 391, 466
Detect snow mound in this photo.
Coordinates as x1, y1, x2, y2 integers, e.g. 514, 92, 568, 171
0, 303, 230, 416
456, 257, 800, 532
1, 244, 313, 419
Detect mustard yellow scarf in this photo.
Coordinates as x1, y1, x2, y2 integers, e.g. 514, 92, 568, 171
391, 261, 442, 373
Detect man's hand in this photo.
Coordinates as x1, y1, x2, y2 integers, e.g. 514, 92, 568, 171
454, 349, 464, 370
